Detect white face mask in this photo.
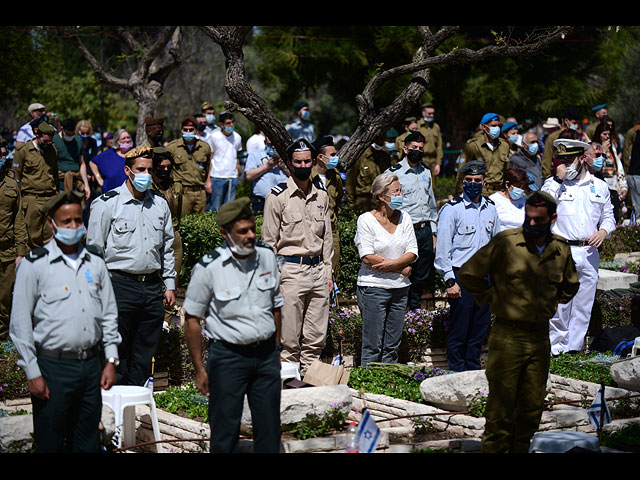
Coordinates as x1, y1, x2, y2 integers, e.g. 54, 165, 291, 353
565, 160, 581, 180
227, 233, 255, 256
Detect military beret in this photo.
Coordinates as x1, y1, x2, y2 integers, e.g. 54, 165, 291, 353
526, 190, 557, 208
124, 146, 154, 160
144, 117, 164, 126
404, 131, 425, 145
592, 103, 607, 112
460, 160, 486, 176
181, 115, 198, 127
294, 101, 309, 111
28, 103, 45, 113
35, 120, 56, 135
552, 138, 590, 158
403, 117, 417, 124
216, 197, 253, 227
480, 113, 499, 125
201, 101, 215, 111
421, 102, 434, 109
39, 190, 83, 215
286, 138, 315, 156
312, 136, 334, 152
502, 121, 518, 132
153, 146, 173, 161
386, 128, 399, 138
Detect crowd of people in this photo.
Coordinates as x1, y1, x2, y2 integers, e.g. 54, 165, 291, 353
1, 96, 638, 454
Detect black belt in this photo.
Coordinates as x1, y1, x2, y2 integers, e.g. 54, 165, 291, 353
110, 269, 161, 283
495, 318, 548, 332
567, 240, 590, 247
215, 335, 275, 350
23, 192, 56, 198
283, 255, 323, 266
414, 221, 431, 231
183, 185, 204, 192
37, 344, 99, 360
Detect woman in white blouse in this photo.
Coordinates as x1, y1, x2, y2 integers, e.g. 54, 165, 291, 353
354, 173, 418, 366
489, 167, 531, 233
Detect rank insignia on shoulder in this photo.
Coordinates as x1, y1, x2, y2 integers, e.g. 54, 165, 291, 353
198, 249, 220, 266
256, 240, 273, 251
84, 244, 104, 258
25, 247, 48, 262
312, 176, 326, 191
484, 195, 495, 205
389, 163, 402, 172
100, 190, 119, 201
270, 182, 288, 196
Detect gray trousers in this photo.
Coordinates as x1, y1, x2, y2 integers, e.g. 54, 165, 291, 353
356, 285, 409, 367
628, 175, 640, 220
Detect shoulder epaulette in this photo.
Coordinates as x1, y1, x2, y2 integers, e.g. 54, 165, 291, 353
99, 190, 119, 201
444, 196, 463, 207
270, 182, 288, 196
84, 244, 104, 258
483, 195, 495, 205
25, 247, 48, 263
198, 248, 221, 267
389, 162, 403, 172
311, 175, 326, 191
256, 240, 273, 251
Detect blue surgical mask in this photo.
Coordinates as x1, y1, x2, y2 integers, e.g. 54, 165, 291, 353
568, 123, 579, 131
386, 195, 403, 210
509, 135, 519, 144
0, 157, 7, 170
205, 114, 215, 124
487, 126, 500, 139
385, 142, 396, 151
324, 155, 339, 169
591, 156, 605, 171
182, 132, 196, 142
509, 185, 525, 201
130, 172, 153, 192
300, 110, 310, 121
224, 126, 234, 134
424, 117, 434, 123
265, 146, 277, 157
53, 221, 86, 246
526, 142, 539, 155
463, 181, 483, 199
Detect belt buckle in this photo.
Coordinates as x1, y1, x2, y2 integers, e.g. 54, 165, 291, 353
137, 274, 146, 282
78, 349, 88, 360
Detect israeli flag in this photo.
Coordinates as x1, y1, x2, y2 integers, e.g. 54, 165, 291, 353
357, 409, 381, 453
587, 386, 611, 430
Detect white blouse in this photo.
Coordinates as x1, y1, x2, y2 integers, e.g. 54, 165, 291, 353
489, 191, 526, 233
354, 210, 419, 289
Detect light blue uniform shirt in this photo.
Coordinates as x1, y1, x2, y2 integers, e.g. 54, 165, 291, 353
384, 158, 439, 233
434, 192, 501, 283
285, 120, 316, 144
245, 149, 289, 198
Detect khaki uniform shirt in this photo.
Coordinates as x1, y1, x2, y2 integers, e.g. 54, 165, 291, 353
261, 175, 334, 278
541, 128, 564, 179
166, 138, 212, 188
11, 140, 58, 196
152, 180, 183, 231
456, 136, 511, 195
458, 227, 580, 325
346, 147, 389, 212
417, 119, 443, 167
0, 171, 28, 261
623, 126, 639, 171
311, 168, 343, 228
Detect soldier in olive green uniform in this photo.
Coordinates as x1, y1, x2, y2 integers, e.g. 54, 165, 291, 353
139, 117, 166, 149
167, 116, 212, 217
623, 120, 639, 172
456, 113, 510, 196
458, 191, 579, 453
11, 118, 59, 250
0, 155, 29, 340
417, 103, 444, 181
346, 138, 391, 213
311, 136, 344, 283
585, 104, 608, 141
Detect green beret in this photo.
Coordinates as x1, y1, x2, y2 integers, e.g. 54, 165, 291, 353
386, 128, 399, 138
39, 190, 83, 215
460, 160, 486, 176
37, 121, 56, 135
153, 146, 173, 160
216, 197, 253, 227
294, 101, 309, 112
526, 190, 557, 208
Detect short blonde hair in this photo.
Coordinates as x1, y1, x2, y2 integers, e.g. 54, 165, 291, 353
75, 119, 93, 135
371, 173, 399, 208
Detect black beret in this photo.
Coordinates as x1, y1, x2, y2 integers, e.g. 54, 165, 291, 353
312, 136, 334, 153
404, 132, 426, 145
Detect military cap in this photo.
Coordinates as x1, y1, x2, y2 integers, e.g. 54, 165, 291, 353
286, 138, 315, 156
144, 117, 164, 126
592, 103, 607, 112
421, 102, 434, 109
480, 113, 499, 125
404, 131, 426, 145
201, 101, 215, 111
39, 190, 83, 215
153, 146, 173, 161
403, 117, 417, 124
526, 190, 557, 208
28, 103, 45, 113
552, 138, 590, 158
181, 115, 198, 127
312, 136, 334, 152
216, 196, 253, 227
460, 160, 486, 176
386, 128, 399, 138
502, 121, 518, 132
124, 146, 154, 160
35, 120, 56, 135
294, 101, 309, 111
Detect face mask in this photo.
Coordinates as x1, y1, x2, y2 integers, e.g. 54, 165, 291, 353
323, 155, 339, 169
300, 110, 310, 121
509, 185, 525, 201
224, 126, 234, 134
406, 149, 423, 164
523, 220, 550, 240
486, 126, 500, 139
156, 168, 172, 180
565, 161, 581, 180
53, 220, 86, 246
227, 233, 255, 256
152, 132, 164, 144
119, 142, 133, 153
129, 172, 153, 192
509, 135, 519, 144
568, 123, 579, 131
64, 134, 75, 142
385, 142, 396, 151
385, 194, 403, 210
525, 142, 539, 155
591, 156, 605, 171
371, 143, 383, 151
463, 181, 483, 199
182, 132, 196, 142
424, 117, 434, 123
265, 146, 277, 157
0, 157, 6, 170
205, 114, 215, 124
292, 165, 312, 181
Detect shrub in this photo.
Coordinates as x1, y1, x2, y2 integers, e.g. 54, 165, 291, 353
549, 352, 615, 386
0, 342, 29, 402
153, 382, 209, 422
336, 209, 361, 298
591, 295, 638, 330
600, 224, 640, 261
154, 324, 209, 386
290, 401, 349, 440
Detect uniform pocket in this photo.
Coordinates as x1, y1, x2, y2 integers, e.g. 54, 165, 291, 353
112, 219, 136, 249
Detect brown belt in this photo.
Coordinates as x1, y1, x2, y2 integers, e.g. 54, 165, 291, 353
183, 185, 204, 192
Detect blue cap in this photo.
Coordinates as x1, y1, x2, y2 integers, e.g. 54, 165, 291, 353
480, 113, 499, 125
501, 121, 517, 132
592, 104, 607, 112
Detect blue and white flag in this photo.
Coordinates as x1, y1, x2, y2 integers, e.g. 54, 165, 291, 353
587, 386, 611, 430
357, 409, 381, 453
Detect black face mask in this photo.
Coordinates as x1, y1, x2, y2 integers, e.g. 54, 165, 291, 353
152, 132, 164, 144
407, 149, 423, 164
523, 221, 550, 240
292, 165, 312, 181
156, 168, 172, 180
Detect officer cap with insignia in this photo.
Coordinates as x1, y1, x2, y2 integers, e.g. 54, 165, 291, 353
480, 113, 500, 125
526, 190, 557, 215
39, 190, 83, 216
460, 160, 486, 176
286, 138, 316, 158
216, 196, 253, 229
404, 131, 425, 145
552, 138, 590, 160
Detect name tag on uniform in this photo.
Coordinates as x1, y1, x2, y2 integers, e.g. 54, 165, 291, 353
259, 271, 272, 277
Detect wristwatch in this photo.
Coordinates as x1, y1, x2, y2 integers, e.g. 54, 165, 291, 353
107, 357, 120, 367
445, 278, 456, 289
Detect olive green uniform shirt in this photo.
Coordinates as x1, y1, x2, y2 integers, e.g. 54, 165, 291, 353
11, 140, 59, 196
623, 125, 639, 171
166, 138, 212, 188
541, 128, 564, 180
417, 119, 443, 168
0, 171, 28, 260
458, 227, 580, 325
456, 136, 511, 196
346, 147, 390, 212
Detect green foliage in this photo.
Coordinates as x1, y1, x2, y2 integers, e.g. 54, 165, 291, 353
600, 422, 640, 452
411, 416, 437, 435
154, 324, 209, 386
433, 176, 457, 202
467, 388, 488, 418
153, 382, 209, 422
336, 208, 360, 298
594, 295, 636, 330
600, 225, 640, 261
0, 342, 29, 402
549, 352, 615, 386
291, 402, 348, 440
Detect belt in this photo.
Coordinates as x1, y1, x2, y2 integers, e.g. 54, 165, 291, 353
110, 269, 160, 283
215, 335, 275, 350
23, 192, 56, 198
414, 221, 431, 231
183, 185, 204, 192
283, 255, 323, 266
567, 240, 590, 247
495, 318, 548, 332
37, 344, 99, 360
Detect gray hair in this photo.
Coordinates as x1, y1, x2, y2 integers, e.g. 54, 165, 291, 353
371, 173, 399, 208
113, 129, 130, 150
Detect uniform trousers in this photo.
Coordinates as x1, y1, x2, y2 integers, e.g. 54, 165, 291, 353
549, 245, 599, 355
482, 320, 550, 453
22, 194, 54, 249
32, 355, 102, 453
181, 188, 207, 217
110, 272, 165, 386
279, 262, 330, 375
0, 259, 16, 340
446, 268, 491, 372
207, 336, 281, 453
407, 223, 434, 309
627, 175, 640, 221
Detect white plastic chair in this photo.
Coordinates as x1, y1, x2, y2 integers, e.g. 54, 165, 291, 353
101, 385, 163, 453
